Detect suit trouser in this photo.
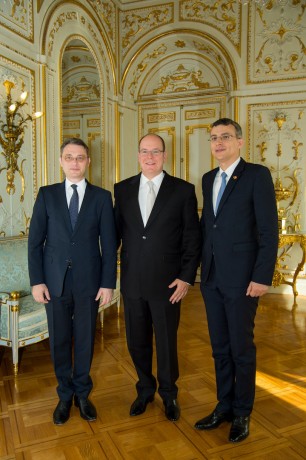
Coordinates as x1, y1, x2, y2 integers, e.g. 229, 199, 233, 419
123, 295, 180, 401
46, 268, 99, 401
201, 278, 258, 416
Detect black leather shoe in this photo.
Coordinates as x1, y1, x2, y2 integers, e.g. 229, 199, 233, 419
194, 409, 232, 430
130, 395, 154, 416
229, 416, 250, 443
74, 396, 97, 421
53, 400, 72, 425
164, 399, 180, 421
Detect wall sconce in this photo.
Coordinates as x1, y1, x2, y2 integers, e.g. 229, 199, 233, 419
0, 80, 42, 203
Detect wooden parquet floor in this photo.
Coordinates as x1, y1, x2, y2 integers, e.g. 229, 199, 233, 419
1, 284, 306, 459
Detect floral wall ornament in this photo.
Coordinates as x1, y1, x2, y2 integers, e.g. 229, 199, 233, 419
255, 108, 304, 234
0, 80, 42, 203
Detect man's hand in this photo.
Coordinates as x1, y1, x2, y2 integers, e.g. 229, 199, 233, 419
97, 288, 113, 304
169, 279, 189, 304
246, 281, 269, 297
32, 284, 50, 303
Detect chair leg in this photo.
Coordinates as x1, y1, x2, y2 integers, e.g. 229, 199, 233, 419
9, 299, 20, 375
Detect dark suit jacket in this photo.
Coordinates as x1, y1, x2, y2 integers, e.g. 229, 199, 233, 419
201, 158, 279, 287
114, 172, 202, 300
28, 181, 117, 297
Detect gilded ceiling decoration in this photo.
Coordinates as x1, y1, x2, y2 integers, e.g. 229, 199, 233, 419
180, 0, 241, 51
120, 3, 173, 58
128, 44, 167, 98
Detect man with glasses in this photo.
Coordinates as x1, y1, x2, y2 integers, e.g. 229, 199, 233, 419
114, 133, 201, 421
28, 138, 117, 425
195, 118, 278, 442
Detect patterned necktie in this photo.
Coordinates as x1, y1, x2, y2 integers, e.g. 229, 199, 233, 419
69, 184, 79, 229
215, 171, 227, 212
146, 181, 156, 223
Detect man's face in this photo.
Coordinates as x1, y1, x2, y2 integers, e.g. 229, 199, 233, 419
210, 124, 244, 168
138, 135, 167, 179
59, 143, 90, 183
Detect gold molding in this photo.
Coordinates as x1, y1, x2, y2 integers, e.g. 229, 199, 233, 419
148, 126, 176, 177
41, 1, 117, 95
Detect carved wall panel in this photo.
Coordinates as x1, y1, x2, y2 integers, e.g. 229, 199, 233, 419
179, 0, 242, 52
87, 0, 117, 60
0, 0, 33, 41
248, 1, 306, 83
248, 101, 306, 233
120, 3, 174, 59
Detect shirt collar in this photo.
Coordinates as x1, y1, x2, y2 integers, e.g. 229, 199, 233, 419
218, 157, 241, 178
65, 178, 86, 191
140, 171, 164, 188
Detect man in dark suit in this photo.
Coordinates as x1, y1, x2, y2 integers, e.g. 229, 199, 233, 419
28, 138, 117, 425
114, 133, 201, 421
194, 118, 278, 442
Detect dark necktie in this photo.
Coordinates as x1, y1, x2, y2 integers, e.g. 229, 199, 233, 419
215, 172, 227, 212
69, 184, 79, 229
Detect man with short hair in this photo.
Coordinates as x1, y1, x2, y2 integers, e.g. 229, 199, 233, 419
195, 118, 278, 442
114, 133, 201, 421
28, 138, 117, 425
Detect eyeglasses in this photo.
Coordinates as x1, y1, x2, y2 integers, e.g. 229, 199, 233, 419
62, 155, 88, 163
208, 134, 239, 143
139, 149, 164, 156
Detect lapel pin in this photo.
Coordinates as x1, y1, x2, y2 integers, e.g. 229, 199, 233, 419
233, 176, 238, 180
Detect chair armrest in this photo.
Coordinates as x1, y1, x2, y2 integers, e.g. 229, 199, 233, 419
0, 292, 10, 305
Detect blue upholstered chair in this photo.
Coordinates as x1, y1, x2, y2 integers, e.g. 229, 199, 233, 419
0, 237, 49, 375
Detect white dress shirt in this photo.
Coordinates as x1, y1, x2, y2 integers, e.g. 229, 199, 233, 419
139, 172, 164, 225
65, 178, 87, 211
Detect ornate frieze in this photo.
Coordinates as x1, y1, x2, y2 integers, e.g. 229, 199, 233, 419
120, 3, 174, 58
248, 1, 306, 83
179, 0, 241, 51
147, 112, 176, 123
185, 108, 216, 120
0, 0, 33, 41
47, 12, 78, 56
87, 0, 116, 57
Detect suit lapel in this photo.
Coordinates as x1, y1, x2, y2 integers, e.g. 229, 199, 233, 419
207, 170, 217, 216
57, 182, 72, 232
127, 174, 144, 228
216, 158, 246, 215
